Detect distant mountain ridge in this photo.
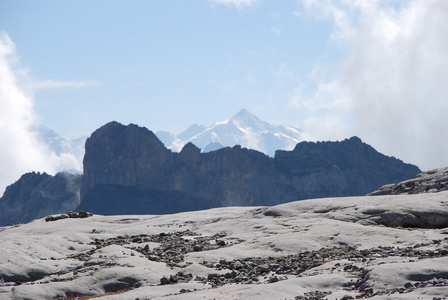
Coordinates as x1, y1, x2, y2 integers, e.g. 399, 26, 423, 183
156, 109, 302, 156
0, 121, 421, 226
33, 110, 300, 175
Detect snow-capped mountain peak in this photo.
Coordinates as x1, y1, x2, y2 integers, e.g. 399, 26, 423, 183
230, 109, 270, 132
157, 109, 302, 156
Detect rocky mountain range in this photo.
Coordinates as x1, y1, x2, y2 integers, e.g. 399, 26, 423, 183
0, 121, 421, 226
31, 110, 302, 180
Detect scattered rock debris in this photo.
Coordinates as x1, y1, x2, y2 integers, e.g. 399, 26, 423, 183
89, 230, 235, 267
45, 211, 93, 222
84, 230, 448, 297
4, 228, 448, 299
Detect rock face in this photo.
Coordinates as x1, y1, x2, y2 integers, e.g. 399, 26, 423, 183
81, 121, 174, 196
0, 172, 81, 226
78, 122, 421, 215
275, 137, 422, 199
369, 167, 448, 196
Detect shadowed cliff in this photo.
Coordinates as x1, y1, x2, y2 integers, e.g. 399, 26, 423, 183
77, 122, 420, 215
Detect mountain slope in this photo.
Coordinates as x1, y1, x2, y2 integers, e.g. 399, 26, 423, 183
276, 136, 422, 199
157, 109, 302, 156
0, 171, 81, 226
369, 166, 448, 195
1, 192, 448, 299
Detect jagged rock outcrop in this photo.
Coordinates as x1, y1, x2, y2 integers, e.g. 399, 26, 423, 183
275, 137, 422, 199
78, 122, 421, 215
369, 167, 448, 195
0, 172, 81, 226
81, 121, 174, 197
169, 144, 296, 207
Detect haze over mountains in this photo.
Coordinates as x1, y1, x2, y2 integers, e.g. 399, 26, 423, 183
33, 125, 86, 174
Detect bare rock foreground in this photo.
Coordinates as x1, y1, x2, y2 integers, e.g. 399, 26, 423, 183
1, 192, 448, 299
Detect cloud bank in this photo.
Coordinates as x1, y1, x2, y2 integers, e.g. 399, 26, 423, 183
297, 0, 448, 170
0, 32, 58, 194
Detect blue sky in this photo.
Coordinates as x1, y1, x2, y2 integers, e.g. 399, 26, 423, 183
1, 0, 448, 192
1, 0, 339, 138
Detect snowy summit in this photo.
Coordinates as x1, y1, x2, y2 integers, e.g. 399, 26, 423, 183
157, 109, 302, 156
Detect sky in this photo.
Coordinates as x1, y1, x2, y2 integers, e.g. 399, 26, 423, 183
1, 0, 448, 193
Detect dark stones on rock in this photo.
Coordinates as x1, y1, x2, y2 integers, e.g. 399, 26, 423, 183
160, 276, 169, 285
89, 230, 233, 268
103, 277, 141, 292
216, 240, 226, 246
372, 211, 448, 229
207, 273, 219, 280
193, 245, 203, 251
295, 291, 332, 300
45, 211, 93, 222
162, 274, 187, 286
197, 245, 359, 286
7, 228, 448, 297
1, 270, 48, 284
190, 241, 448, 290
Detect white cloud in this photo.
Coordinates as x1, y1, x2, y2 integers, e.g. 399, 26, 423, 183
32, 79, 100, 90
290, 80, 348, 112
296, 0, 448, 170
211, 0, 258, 8
0, 32, 58, 194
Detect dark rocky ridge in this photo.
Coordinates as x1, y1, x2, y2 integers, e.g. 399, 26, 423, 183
369, 167, 448, 195
78, 121, 420, 215
0, 121, 422, 225
276, 136, 421, 199
0, 172, 81, 226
